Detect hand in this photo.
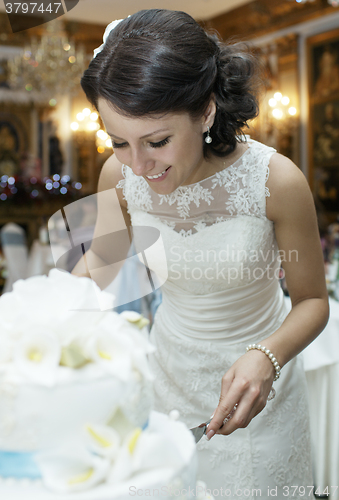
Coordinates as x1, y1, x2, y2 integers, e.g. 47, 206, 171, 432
206, 349, 275, 439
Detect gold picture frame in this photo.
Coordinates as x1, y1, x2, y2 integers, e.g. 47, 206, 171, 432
307, 28, 339, 217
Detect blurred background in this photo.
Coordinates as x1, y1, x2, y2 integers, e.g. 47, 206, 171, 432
0, 0, 339, 246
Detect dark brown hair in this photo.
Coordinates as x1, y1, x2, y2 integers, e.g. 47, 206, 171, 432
81, 9, 260, 157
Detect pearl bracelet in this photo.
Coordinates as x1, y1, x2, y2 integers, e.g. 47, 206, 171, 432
246, 344, 281, 381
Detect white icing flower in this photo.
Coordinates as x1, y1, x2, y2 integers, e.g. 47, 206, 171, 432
108, 427, 142, 483
84, 423, 121, 459
119, 320, 156, 381
0, 270, 114, 345
120, 311, 150, 330
130, 343, 155, 382
13, 330, 61, 386
109, 412, 195, 484
93, 18, 126, 58
0, 270, 155, 383
85, 315, 155, 381
196, 481, 215, 500
0, 334, 13, 365
35, 446, 110, 493
86, 328, 134, 381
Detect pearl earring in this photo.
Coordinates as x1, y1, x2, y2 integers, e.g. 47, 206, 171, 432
205, 126, 212, 144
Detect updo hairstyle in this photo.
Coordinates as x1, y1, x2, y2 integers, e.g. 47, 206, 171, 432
81, 9, 261, 158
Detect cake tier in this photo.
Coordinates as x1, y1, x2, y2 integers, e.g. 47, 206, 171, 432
0, 461, 197, 500
0, 412, 197, 499
0, 365, 152, 452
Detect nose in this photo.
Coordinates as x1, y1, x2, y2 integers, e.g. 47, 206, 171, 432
130, 147, 154, 177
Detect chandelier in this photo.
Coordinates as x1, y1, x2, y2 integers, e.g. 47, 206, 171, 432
7, 19, 87, 103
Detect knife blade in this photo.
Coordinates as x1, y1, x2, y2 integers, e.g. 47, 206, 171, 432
190, 417, 213, 444
190, 404, 238, 443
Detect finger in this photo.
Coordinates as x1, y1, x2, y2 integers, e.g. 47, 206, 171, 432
208, 370, 234, 421
206, 384, 240, 439
217, 388, 267, 435
215, 401, 244, 435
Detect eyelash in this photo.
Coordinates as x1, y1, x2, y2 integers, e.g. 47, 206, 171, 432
112, 137, 171, 149
149, 137, 171, 148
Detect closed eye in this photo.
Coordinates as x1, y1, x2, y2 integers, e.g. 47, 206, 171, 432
149, 137, 171, 148
112, 141, 127, 149
112, 136, 171, 149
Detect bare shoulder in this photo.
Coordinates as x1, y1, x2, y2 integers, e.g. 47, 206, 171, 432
266, 153, 315, 223
98, 153, 126, 207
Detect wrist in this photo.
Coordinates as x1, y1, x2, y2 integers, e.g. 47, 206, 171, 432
246, 344, 281, 381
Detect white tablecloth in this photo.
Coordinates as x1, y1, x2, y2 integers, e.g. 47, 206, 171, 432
285, 297, 339, 496
26, 241, 55, 278
26, 241, 69, 278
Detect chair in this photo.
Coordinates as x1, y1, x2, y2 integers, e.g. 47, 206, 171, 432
0, 223, 28, 293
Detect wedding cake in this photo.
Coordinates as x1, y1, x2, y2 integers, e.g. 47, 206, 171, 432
0, 270, 197, 499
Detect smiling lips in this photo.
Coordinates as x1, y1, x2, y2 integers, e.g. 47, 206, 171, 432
145, 166, 171, 180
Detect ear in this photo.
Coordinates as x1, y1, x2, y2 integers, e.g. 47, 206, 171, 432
202, 96, 217, 132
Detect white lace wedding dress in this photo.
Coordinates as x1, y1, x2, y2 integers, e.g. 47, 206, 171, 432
117, 139, 313, 499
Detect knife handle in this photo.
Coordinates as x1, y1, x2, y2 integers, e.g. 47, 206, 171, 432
204, 404, 238, 432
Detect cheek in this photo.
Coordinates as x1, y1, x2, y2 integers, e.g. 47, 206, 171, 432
112, 149, 128, 164
169, 137, 201, 164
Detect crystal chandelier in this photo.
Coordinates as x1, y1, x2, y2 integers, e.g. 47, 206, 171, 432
7, 19, 87, 103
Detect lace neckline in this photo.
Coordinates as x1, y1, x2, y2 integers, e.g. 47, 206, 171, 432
118, 138, 276, 230
176, 140, 251, 189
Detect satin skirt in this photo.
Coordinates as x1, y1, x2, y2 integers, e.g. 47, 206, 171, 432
149, 278, 314, 499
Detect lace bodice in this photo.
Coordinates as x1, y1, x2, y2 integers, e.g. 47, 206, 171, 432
117, 138, 274, 237
117, 139, 280, 294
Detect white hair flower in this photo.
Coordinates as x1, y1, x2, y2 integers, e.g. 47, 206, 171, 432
93, 17, 130, 58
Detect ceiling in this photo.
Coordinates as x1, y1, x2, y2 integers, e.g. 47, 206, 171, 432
0, 0, 254, 25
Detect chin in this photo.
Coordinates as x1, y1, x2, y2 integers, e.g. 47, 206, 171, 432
146, 180, 178, 196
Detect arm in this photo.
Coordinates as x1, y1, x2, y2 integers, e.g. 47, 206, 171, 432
207, 153, 329, 439
72, 154, 132, 290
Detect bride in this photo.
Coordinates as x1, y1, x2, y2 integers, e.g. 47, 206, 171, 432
73, 9, 329, 498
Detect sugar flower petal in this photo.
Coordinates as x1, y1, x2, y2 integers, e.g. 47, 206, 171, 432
121, 311, 150, 330
108, 427, 142, 483
0, 334, 13, 365
132, 431, 185, 474
84, 423, 121, 459
86, 330, 133, 381
13, 330, 61, 386
35, 446, 110, 493
0, 271, 119, 373
109, 413, 192, 484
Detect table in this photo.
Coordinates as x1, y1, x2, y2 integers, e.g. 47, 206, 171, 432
286, 297, 339, 496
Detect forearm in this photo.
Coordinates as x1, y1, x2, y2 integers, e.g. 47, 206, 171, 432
259, 296, 329, 369
71, 248, 125, 290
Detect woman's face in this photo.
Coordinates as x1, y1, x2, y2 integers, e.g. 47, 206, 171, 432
98, 98, 215, 194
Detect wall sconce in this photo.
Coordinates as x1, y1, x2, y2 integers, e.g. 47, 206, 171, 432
70, 108, 100, 133
95, 130, 113, 154
268, 92, 297, 121
70, 108, 113, 153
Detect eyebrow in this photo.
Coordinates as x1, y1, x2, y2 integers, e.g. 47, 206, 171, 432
107, 128, 170, 141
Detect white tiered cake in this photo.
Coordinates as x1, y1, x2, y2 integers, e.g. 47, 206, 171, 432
0, 270, 197, 499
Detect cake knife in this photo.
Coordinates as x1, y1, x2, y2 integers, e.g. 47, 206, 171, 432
190, 417, 213, 443
190, 405, 238, 443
